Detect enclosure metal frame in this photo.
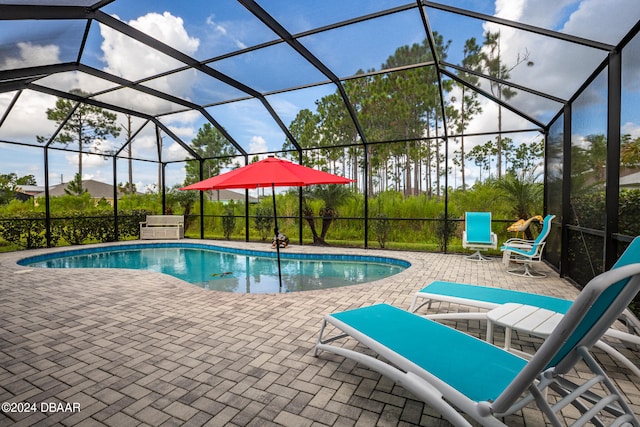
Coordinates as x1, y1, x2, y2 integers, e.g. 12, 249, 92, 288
0, 1, 638, 282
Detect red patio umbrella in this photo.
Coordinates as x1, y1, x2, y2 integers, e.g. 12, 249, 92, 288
180, 156, 355, 289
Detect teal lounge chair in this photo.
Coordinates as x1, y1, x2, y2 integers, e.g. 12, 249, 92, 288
409, 236, 640, 378
315, 263, 640, 426
463, 212, 498, 261
501, 214, 555, 277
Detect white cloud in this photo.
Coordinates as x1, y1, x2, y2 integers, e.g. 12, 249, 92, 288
164, 141, 190, 162
561, 0, 639, 44
622, 122, 640, 139
248, 136, 268, 155
0, 91, 58, 143
460, 0, 639, 152
98, 12, 200, 113
101, 12, 198, 78
0, 42, 60, 70
63, 139, 116, 171
205, 15, 247, 50
496, 0, 581, 29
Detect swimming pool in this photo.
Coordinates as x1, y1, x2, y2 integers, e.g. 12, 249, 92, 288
18, 243, 410, 293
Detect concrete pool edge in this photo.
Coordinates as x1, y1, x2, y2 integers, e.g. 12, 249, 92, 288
16, 240, 412, 269
4, 239, 417, 295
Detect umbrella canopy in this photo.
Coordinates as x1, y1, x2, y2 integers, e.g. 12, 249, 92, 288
180, 156, 355, 290
180, 156, 354, 191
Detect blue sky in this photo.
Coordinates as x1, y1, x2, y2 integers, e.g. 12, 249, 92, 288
1, 0, 639, 191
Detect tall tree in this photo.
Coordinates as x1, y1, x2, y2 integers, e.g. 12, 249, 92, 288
508, 139, 545, 179
467, 143, 490, 183
38, 89, 121, 192
65, 173, 88, 196
122, 114, 135, 194
584, 133, 607, 184
315, 93, 355, 175
452, 37, 483, 191
184, 123, 235, 184
285, 108, 321, 166
480, 31, 533, 179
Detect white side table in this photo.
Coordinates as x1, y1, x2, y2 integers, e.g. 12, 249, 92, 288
486, 303, 563, 354
486, 303, 640, 380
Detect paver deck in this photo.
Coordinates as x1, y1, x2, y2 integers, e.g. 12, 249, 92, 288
1, 240, 639, 426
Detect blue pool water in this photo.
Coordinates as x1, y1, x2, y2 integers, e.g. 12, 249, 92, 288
18, 243, 410, 293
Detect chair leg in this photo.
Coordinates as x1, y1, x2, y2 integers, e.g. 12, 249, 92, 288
465, 250, 493, 261
506, 262, 546, 278
502, 250, 511, 266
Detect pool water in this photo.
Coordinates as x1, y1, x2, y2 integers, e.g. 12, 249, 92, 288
19, 244, 409, 293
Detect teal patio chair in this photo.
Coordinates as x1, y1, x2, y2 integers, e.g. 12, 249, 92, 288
316, 262, 640, 426
501, 214, 556, 277
463, 212, 498, 261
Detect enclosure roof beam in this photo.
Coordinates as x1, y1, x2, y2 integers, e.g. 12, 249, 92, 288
115, 119, 150, 157
441, 61, 567, 104
0, 5, 90, 20
27, 83, 201, 160
423, 1, 615, 52
440, 69, 546, 130
0, 63, 77, 84
91, 9, 298, 154
238, 0, 369, 148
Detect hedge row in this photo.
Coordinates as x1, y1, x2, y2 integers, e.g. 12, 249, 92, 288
0, 210, 150, 249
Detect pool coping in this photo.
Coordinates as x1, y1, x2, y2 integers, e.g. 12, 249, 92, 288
3, 239, 420, 296
16, 240, 411, 269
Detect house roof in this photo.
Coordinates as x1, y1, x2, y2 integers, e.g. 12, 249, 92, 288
36, 179, 117, 199
32, 180, 259, 202
620, 171, 640, 188
16, 185, 46, 195
207, 189, 259, 203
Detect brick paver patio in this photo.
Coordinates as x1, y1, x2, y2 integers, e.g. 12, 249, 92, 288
1, 240, 639, 426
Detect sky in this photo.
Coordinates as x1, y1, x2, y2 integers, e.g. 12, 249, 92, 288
1, 0, 639, 192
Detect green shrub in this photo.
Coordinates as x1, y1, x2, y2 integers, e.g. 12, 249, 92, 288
0, 211, 54, 249
434, 212, 456, 252
254, 205, 273, 241
117, 209, 150, 239
372, 213, 391, 248
222, 207, 236, 240
53, 211, 94, 245
619, 189, 640, 236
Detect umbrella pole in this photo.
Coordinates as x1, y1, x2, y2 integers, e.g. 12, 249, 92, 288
272, 183, 283, 291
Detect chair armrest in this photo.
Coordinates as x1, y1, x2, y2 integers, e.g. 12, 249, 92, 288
503, 238, 535, 247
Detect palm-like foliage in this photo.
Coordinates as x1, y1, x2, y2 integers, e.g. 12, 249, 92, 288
495, 172, 543, 221
303, 184, 353, 245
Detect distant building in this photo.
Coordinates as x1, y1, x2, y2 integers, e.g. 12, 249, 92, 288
27, 180, 259, 205
620, 171, 640, 189
35, 179, 121, 204
16, 185, 45, 197
206, 189, 259, 204
14, 185, 45, 201
29, 179, 140, 206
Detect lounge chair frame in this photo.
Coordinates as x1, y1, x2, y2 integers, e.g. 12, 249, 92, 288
316, 264, 640, 426
409, 280, 640, 380
411, 236, 640, 358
